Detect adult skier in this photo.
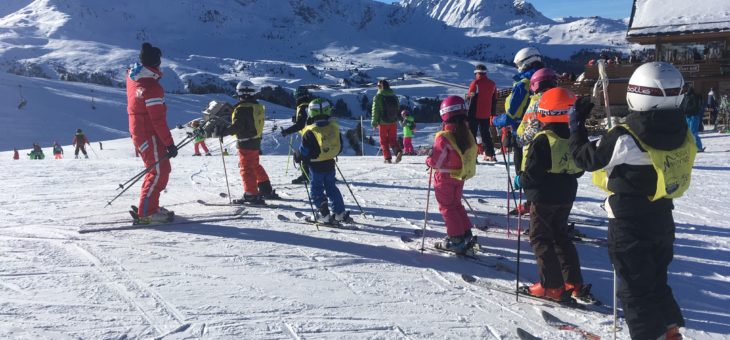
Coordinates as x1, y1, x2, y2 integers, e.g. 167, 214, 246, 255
569, 62, 695, 340
214, 81, 274, 205
126, 42, 177, 224
191, 120, 211, 156
371, 80, 403, 163
293, 98, 349, 223
426, 96, 477, 254
401, 110, 416, 155
52, 141, 64, 159
514, 87, 590, 302
281, 87, 313, 184
466, 64, 497, 161
72, 128, 90, 159
493, 47, 544, 172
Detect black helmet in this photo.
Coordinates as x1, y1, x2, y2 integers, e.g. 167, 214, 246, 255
76, 128, 83, 133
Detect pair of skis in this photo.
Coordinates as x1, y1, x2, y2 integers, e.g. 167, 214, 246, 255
277, 211, 358, 230
516, 310, 601, 340
78, 206, 248, 234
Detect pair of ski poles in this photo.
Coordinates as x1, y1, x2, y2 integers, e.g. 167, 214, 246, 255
106, 135, 194, 207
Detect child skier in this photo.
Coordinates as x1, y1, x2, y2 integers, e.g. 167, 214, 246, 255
191, 120, 211, 156
513, 87, 590, 303
570, 62, 694, 340
401, 110, 416, 155
28, 143, 45, 160
72, 128, 89, 159
13, 148, 19, 160
512, 68, 559, 216
214, 81, 274, 204
293, 98, 350, 223
52, 141, 64, 159
426, 96, 477, 254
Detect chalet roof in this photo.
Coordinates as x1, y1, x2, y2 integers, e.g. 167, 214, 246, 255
627, 0, 730, 37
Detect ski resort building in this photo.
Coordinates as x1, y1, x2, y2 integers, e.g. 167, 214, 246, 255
580, 0, 730, 118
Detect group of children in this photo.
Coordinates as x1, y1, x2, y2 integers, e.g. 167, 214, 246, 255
14, 129, 92, 160
427, 56, 693, 339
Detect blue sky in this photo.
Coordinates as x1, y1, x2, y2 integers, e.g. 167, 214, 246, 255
374, 0, 634, 20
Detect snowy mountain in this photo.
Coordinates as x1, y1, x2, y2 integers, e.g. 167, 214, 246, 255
400, 0, 552, 31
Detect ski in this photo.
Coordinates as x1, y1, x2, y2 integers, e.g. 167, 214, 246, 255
540, 310, 601, 340
476, 198, 606, 226
293, 211, 358, 230
78, 213, 248, 234
516, 327, 540, 340
400, 235, 514, 273
197, 199, 282, 209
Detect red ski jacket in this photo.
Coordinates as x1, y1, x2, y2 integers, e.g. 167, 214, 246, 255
467, 74, 497, 119
126, 64, 174, 147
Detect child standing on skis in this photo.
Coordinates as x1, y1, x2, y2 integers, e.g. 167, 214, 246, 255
401, 110, 416, 155
514, 87, 589, 302
191, 120, 211, 156
294, 99, 349, 224
52, 141, 64, 159
426, 96, 477, 254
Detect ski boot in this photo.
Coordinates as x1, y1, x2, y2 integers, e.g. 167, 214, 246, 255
233, 193, 266, 206
205, 152, 212, 156
136, 210, 174, 225
384, 158, 392, 164
665, 325, 683, 340
314, 202, 333, 224
159, 207, 175, 219
437, 235, 470, 255
291, 174, 308, 184
395, 151, 403, 164
334, 210, 352, 224
565, 282, 599, 305
257, 181, 280, 200
193, 153, 201, 156
525, 283, 567, 302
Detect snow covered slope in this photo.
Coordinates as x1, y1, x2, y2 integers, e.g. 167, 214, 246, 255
400, 0, 552, 31
1, 125, 729, 339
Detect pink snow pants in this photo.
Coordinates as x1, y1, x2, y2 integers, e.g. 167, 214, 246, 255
434, 172, 471, 237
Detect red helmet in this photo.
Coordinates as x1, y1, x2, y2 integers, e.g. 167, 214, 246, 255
530, 68, 558, 93
439, 96, 466, 121
537, 88, 576, 124
401, 109, 410, 118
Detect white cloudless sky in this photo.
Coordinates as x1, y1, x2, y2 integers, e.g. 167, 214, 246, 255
374, 0, 634, 20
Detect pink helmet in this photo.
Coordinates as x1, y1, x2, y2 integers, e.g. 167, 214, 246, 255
530, 68, 558, 93
439, 96, 467, 122
401, 109, 410, 118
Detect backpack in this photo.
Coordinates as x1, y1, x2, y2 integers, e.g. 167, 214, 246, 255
382, 95, 400, 121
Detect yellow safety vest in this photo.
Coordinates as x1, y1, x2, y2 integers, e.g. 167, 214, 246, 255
592, 124, 696, 201
435, 131, 477, 181
302, 120, 341, 162
521, 130, 582, 174
504, 78, 530, 120
232, 102, 265, 140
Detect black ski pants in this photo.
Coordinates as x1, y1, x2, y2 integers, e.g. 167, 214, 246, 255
608, 212, 684, 340
529, 202, 583, 289
469, 117, 494, 157
74, 144, 87, 157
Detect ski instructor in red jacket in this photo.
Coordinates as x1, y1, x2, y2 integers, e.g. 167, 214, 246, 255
126, 42, 177, 223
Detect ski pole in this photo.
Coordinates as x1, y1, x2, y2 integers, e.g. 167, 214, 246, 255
461, 196, 486, 230
285, 135, 293, 176
219, 138, 232, 204
420, 167, 433, 253
117, 136, 193, 190
296, 161, 319, 231
334, 161, 365, 216
88, 143, 99, 158
515, 188, 523, 302
613, 267, 618, 340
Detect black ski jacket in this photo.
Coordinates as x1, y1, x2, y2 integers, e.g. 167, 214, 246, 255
520, 123, 583, 204
569, 109, 688, 218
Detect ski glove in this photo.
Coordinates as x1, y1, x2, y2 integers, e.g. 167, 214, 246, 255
570, 96, 594, 134
513, 175, 521, 190
166, 144, 178, 158
280, 126, 288, 138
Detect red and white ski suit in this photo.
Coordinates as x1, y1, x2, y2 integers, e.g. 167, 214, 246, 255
126, 64, 174, 217
426, 124, 472, 237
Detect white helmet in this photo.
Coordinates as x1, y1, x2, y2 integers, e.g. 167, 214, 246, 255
236, 80, 255, 96
626, 62, 685, 112
513, 47, 542, 71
